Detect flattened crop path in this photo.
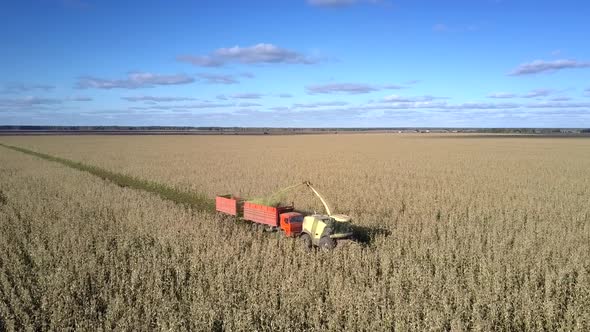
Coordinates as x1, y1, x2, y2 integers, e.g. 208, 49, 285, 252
0, 143, 215, 211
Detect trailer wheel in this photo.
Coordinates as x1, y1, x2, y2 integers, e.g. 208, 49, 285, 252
301, 233, 312, 250
319, 236, 336, 251
251, 223, 259, 232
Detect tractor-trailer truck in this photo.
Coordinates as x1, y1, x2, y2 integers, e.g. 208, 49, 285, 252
215, 195, 303, 236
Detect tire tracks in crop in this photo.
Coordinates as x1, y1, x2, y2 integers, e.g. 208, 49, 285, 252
0, 143, 215, 212
0, 190, 7, 207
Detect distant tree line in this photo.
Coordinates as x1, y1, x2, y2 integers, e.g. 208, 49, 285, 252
0, 126, 587, 134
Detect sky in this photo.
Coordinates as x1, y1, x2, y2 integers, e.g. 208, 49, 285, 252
1, 0, 589, 128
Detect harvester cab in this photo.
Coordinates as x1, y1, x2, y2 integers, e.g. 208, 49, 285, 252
300, 214, 353, 250
298, 181, 354, 250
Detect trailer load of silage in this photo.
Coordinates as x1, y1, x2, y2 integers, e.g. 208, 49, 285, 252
246, 197, 287, 207
247, 190, 291, 207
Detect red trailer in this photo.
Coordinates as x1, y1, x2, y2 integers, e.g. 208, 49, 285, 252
215, 194, 244, 216
243, 201, 294, 227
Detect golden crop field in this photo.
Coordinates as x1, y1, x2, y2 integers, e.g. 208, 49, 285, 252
1, 134, 589, 331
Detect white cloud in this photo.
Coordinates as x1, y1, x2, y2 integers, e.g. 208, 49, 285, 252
293, 101, 349, 108
488, 89, 556, 99
77, 72, 194, 89
0, 96, 84, 112
237, 102, 261, 107
197, 73, 239, 84
382, 95, 442, 102
0, 96, 61, 107
306, 82, 403, 95
510, 59, 590, 76
360, 101, 519, 111
129, 103, 232, 111
123, 96, 197, 102
488, 92, 517, 99
364, 100, 590, 111
68, 96, 93, 101
527, 101, 590, 109
1, 83, 55, 94
178, 43, 319, 67
549, 97, 571, 102
269, 106, 290, 111
197, 72, 254, 85
522, 89, 553, 98
383, 84, 404, 90
231, 93, 264, 99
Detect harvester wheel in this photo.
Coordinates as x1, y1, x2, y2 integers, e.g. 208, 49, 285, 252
301, 233, 312, 250
319, 236, 336, 251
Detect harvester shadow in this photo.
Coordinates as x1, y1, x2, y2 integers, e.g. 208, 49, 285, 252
294, 208, 391, 246
217, 213, 390, 248
350, 224, 391, 246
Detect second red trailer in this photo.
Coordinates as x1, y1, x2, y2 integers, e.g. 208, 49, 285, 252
243, 202, 294, 227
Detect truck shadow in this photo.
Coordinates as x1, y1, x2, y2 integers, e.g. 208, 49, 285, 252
350, 224, 391, 246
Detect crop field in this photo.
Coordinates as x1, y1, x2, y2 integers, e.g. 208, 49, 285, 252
0, 134, 589, 331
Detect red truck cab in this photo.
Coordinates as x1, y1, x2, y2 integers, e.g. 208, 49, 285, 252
279, 212, 304, 237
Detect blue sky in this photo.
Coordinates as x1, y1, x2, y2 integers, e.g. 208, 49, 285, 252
1, 0, 589, 127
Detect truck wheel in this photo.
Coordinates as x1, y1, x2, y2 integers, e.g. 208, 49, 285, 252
319, 236, 336, 251
301, 233, 312, 250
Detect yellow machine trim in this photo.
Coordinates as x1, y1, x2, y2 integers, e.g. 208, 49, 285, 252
330, 232, 353, 239
302, 215, 327, 243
